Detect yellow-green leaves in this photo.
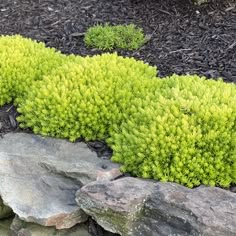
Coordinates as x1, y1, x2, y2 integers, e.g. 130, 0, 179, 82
17, 53, 157, 142
1, 35, 236, 189
108, 75, 236, 188
84, 24, 146, 50
0, 35, 78, 106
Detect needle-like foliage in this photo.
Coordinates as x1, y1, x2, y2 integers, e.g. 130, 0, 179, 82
84, 24, 146, 50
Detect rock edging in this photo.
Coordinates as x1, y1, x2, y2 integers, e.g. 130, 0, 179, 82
76, 177, 236, 236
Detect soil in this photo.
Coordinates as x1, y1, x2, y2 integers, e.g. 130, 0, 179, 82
0, 1, 235, 233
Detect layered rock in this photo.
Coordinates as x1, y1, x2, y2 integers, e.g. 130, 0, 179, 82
1, 132, 235, 235
76, 177, 236, 236
0, 133, 122, 229
10, 216, 91, 236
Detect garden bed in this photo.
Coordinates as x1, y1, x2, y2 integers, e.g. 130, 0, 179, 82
0, 1, 235, 235
0, 0, 235, 186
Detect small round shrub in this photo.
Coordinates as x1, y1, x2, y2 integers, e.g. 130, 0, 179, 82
0, 35, 79, 106
17, 53, 157, 141
84, 24, 146, 50
108, 75, 236, 188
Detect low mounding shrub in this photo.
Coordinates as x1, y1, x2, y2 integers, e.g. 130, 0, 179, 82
17, 53, 157, 141
2, 35, 235, 189
18, 54, 236, 188
0, 35, 79, 106
108, 75, 236, 188
84, 24, 146, 50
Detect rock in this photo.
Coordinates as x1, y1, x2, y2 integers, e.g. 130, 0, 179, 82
0, 197, 13, 219
0, 218, 13, 236
10, 216, 90, 236
76, 177, 236, 236
0, 133, 122, 229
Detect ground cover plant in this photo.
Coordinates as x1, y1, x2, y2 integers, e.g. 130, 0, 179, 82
84, 24, 146, 50
108, 75, 236, 188
0, 35, 81, 106
0, 35, 235, 189
17, 53, 158, 141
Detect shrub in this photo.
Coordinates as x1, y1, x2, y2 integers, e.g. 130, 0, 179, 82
84, 24, 146, 50
108, 75, 236, 188
0, 35, 79, 106
17, 53, 157, 141
4, 35, 234, 189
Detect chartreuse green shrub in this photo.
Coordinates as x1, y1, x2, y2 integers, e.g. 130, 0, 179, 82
17, 53, 157, 141
0, 35, 80, 106
108, 75, 236, 188
84, 24, 146, 50
5, 35, 234, 189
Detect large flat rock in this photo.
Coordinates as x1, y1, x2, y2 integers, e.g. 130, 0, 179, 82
76, 177, 236, 236
0, 133, 122, 229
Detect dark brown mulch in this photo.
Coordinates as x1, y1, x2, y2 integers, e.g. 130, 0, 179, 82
0, 104, 19, 136
0, 0, 235, 81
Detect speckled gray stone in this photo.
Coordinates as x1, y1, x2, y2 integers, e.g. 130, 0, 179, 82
0, 133, 122, 229
76, 177, 236, 236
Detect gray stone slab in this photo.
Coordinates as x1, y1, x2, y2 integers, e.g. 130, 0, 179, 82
76, 177, 236, 236
0, 133, 121, 229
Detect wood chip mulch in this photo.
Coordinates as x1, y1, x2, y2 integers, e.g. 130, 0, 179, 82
0, 0, 235, 81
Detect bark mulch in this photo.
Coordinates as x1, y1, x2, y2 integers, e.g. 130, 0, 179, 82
0, 0, 235, 81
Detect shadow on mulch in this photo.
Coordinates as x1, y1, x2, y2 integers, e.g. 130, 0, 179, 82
0, 0, 235, 82
0, 104, 19, 136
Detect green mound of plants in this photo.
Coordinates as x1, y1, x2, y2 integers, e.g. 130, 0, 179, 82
17, 53, 157, 141
0, 35, 80, 106
108, 75, 236, 188
1, 35, 235, 189
84, 24, 146, 50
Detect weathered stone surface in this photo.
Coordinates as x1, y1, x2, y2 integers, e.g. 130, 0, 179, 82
0, 133, 122, 229
0, 197, 13, 219
10, 216, 90, 236
76, 177, 236, 236
0, 218, 13, 236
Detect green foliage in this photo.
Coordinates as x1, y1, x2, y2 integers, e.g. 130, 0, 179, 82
0, 35, 79, 106
17, 53, 157, 141
1, 35, 235, 189
18, 51, 236, 188
84, 24, 146, 50
108, 75, 236, 188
